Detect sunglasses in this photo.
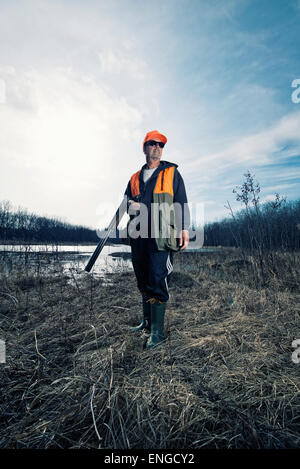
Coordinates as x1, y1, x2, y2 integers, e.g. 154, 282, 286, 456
146, 140, 165, 148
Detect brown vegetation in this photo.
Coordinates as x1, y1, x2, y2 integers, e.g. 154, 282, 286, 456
0, 248, 299, 449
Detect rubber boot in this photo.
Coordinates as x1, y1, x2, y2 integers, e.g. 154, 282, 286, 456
129, 296, 151, 332
145, 300, 166, 349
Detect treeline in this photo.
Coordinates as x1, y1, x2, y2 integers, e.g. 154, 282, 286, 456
1, 170, 300, 250
0, 201, 99, 243
204, 198, 300, 250
204, 172, 300, 251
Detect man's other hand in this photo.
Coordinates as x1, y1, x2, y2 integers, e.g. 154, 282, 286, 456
179, 229, 189, 251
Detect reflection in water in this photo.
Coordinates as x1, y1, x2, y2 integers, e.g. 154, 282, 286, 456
0, 244, 133, 280
0, 243, 218, 281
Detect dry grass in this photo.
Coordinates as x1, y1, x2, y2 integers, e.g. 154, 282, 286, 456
0, 248, 299, 449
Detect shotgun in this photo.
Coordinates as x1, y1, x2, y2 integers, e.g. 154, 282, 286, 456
84, 196, 128, 272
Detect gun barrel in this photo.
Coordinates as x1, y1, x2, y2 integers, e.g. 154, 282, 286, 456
84, 197, 128, 272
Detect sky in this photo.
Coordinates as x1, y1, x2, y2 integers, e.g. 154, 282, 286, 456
0, 0, 300, 230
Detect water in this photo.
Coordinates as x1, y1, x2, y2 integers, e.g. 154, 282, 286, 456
0, 243, 133, 278
0, 243, 219, 279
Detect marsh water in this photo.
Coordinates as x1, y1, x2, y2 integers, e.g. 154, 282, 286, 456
0, 243, 218, 279
0, 243, 133, 277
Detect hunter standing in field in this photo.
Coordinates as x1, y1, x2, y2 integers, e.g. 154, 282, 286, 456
124, 130, 190, 349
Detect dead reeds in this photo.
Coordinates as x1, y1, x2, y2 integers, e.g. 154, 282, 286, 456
0, 248, 299, 449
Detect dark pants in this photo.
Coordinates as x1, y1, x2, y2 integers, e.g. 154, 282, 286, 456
131, 238, 173, 302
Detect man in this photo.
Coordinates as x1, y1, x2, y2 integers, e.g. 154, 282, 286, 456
125, 130, 190, 349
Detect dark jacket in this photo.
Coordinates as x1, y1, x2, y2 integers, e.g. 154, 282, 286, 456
124, 160, 190, 249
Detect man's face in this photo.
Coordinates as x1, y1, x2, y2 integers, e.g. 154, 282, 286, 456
143, 139, 164, 162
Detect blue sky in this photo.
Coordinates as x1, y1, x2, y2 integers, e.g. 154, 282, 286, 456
0, 0, 299, 229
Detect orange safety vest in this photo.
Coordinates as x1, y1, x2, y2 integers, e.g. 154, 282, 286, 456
129, 166, 179, 251
130, 166, 175, 198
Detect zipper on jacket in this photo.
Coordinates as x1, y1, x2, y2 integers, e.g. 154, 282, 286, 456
161, 169, 165, 191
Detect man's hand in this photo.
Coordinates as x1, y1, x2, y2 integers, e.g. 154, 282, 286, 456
128, 200, 141, 212
179, 229, 189, 251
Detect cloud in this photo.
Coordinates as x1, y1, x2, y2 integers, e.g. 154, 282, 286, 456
0, 66, 147, 227
256, 183, 297, 192
0, 0, 299, 228
182, 110, 300, 223
98, 50, 146, 80
185, 110, 300, 176
0, 0, 166, 228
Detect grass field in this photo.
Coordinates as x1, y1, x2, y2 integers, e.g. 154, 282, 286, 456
0, 248, 299, 449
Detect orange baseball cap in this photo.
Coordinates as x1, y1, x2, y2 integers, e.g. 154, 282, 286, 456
143, 130, 167, 148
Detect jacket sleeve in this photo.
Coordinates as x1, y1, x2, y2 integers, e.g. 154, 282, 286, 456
173, 169, 190, 231
124, 180, 132, 213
